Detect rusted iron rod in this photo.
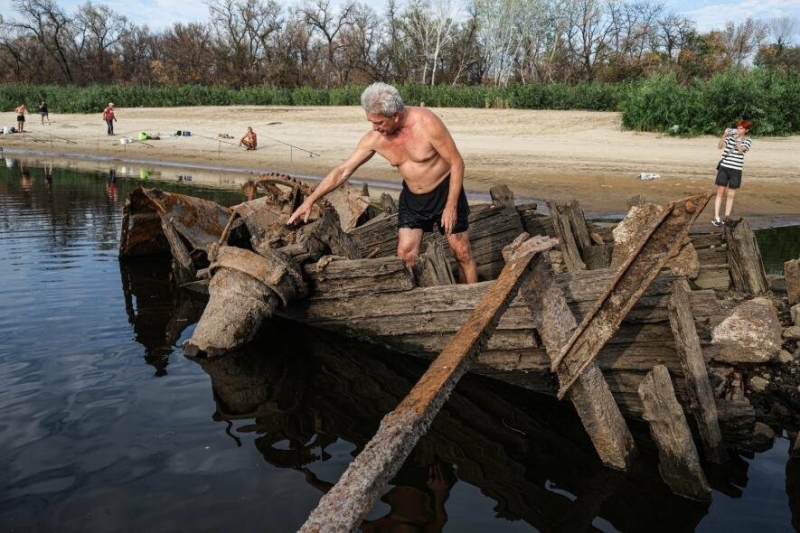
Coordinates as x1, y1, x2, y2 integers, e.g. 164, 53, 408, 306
551, 193, 711, 399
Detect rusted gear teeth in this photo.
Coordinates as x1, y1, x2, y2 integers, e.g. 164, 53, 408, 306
255, 172, 315, 198
253, 171, 338, 220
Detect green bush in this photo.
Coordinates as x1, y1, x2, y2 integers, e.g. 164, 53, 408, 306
621, 68, 800, 136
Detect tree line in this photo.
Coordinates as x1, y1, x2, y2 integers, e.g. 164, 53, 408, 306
0, 0, 798, 89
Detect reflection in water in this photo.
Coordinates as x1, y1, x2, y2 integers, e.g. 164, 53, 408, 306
183, 319, 725, 532
107, 169, 118, 202
3, 158, 800, 531
756, 226, 800, 274
119, 256, 205, 376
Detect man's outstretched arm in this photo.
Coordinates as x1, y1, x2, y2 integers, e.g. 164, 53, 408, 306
287, 140, 376, 224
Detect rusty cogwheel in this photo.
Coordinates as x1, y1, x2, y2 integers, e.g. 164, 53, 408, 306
251, 172, 337, 221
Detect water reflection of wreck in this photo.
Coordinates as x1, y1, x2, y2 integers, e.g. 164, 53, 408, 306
119, 256, 205, 375
192, 319, 758, 532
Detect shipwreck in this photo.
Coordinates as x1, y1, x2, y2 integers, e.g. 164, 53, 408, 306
118, 173, 800, 529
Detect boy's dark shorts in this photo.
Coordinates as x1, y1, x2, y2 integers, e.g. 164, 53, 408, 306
715, 167, 742, 189
397, 175, 470, 235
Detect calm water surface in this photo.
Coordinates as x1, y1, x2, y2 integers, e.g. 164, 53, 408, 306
1, 160, 799, 532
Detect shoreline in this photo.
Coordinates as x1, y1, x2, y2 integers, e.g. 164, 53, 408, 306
8, 146, 800, 231
3, 105, 799, 228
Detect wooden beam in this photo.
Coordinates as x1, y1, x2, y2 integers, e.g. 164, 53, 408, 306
667, 279, 727, 463
520, 253, 634, 470
785, 258, 800, 305
490, 184, 516, 213
551, 194, 711, 399
639, 365, 712, 501
548, 201, 586, 271
414, 239, 456, 287
725, 218, 768, 295
299, 236, 559, 533
160, 215, 196, 286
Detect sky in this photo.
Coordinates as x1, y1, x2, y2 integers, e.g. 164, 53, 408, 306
0, 0, 799, 35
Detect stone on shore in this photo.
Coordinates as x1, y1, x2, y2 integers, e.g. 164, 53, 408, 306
711, 297, 783, 363
785, 326, 800, 342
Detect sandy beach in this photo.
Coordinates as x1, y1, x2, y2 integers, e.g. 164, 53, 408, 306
4, 105, 799, 222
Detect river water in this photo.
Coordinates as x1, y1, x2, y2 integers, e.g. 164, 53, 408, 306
1, 160, 799, 532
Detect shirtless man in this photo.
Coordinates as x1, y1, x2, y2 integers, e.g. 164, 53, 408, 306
15, 104, 27, 132
287, 82, 477, 283
240, 126, 257, 150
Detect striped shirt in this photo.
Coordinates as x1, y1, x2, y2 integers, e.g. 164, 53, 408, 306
720, 135, 752, 171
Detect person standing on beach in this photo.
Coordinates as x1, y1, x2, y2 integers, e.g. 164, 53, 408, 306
103, 103, 116, 135
287, 82, 477, 284
39, 101, 50, 125
15, 104, 27, 132
712, 119, 752, 226
239, 126, 257, 150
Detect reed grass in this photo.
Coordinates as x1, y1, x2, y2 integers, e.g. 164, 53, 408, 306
2, 69, 797, 135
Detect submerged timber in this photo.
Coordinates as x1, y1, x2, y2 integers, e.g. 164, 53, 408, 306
119, 174, 799, 513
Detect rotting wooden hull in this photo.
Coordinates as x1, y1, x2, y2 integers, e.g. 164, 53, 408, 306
117, 184, 754, 433
279, 264, 753, 431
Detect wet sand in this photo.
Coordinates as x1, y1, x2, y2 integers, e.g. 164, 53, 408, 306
3, 105, 799, 224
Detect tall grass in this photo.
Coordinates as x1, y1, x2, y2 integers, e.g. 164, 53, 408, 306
2, 70, 798, 135
0, 82, 629, 114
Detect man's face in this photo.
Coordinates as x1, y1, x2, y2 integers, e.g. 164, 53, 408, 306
366, 112, 399, 136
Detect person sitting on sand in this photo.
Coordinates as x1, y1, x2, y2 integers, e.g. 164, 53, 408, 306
240, 126, 257, 151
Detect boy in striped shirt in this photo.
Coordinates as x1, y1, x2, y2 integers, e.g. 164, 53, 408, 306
712, 120, 752, 226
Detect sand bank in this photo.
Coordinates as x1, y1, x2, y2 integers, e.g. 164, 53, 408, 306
3, 105, 799, 224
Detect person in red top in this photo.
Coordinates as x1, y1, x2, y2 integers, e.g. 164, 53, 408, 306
102, 103, 116, 135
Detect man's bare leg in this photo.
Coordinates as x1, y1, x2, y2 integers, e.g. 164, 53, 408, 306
447, 231, 477, 284
397, 227, 424, 270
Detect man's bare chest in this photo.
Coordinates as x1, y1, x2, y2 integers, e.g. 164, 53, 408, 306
376, 130, 436, 167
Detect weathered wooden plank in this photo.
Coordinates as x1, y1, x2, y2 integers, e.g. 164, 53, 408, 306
304, 256, 415, 298
785, 258, 800, 305
349, 213, 398, 258
299, 236, 558, 533
520, 252, 634, 470
161, 216, 196, 285
379, 192, 398, 214
414, 239, 456, 287
584, 244, 613, 270
566, 200, 593, 254
520, 212, 555, 238
693, 264, 731, 291
352, 203, 525, 281
638, 365, 712, 501
689, 232, 725, 250
725, 218, 769, 295
548, 201, 586, 271
695, 246, 728, 265
668, 279, 727, 463
490, 184, 516, 212
551, 194, 711, 399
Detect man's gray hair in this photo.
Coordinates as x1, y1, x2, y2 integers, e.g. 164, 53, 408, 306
361, 82, 405, 117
